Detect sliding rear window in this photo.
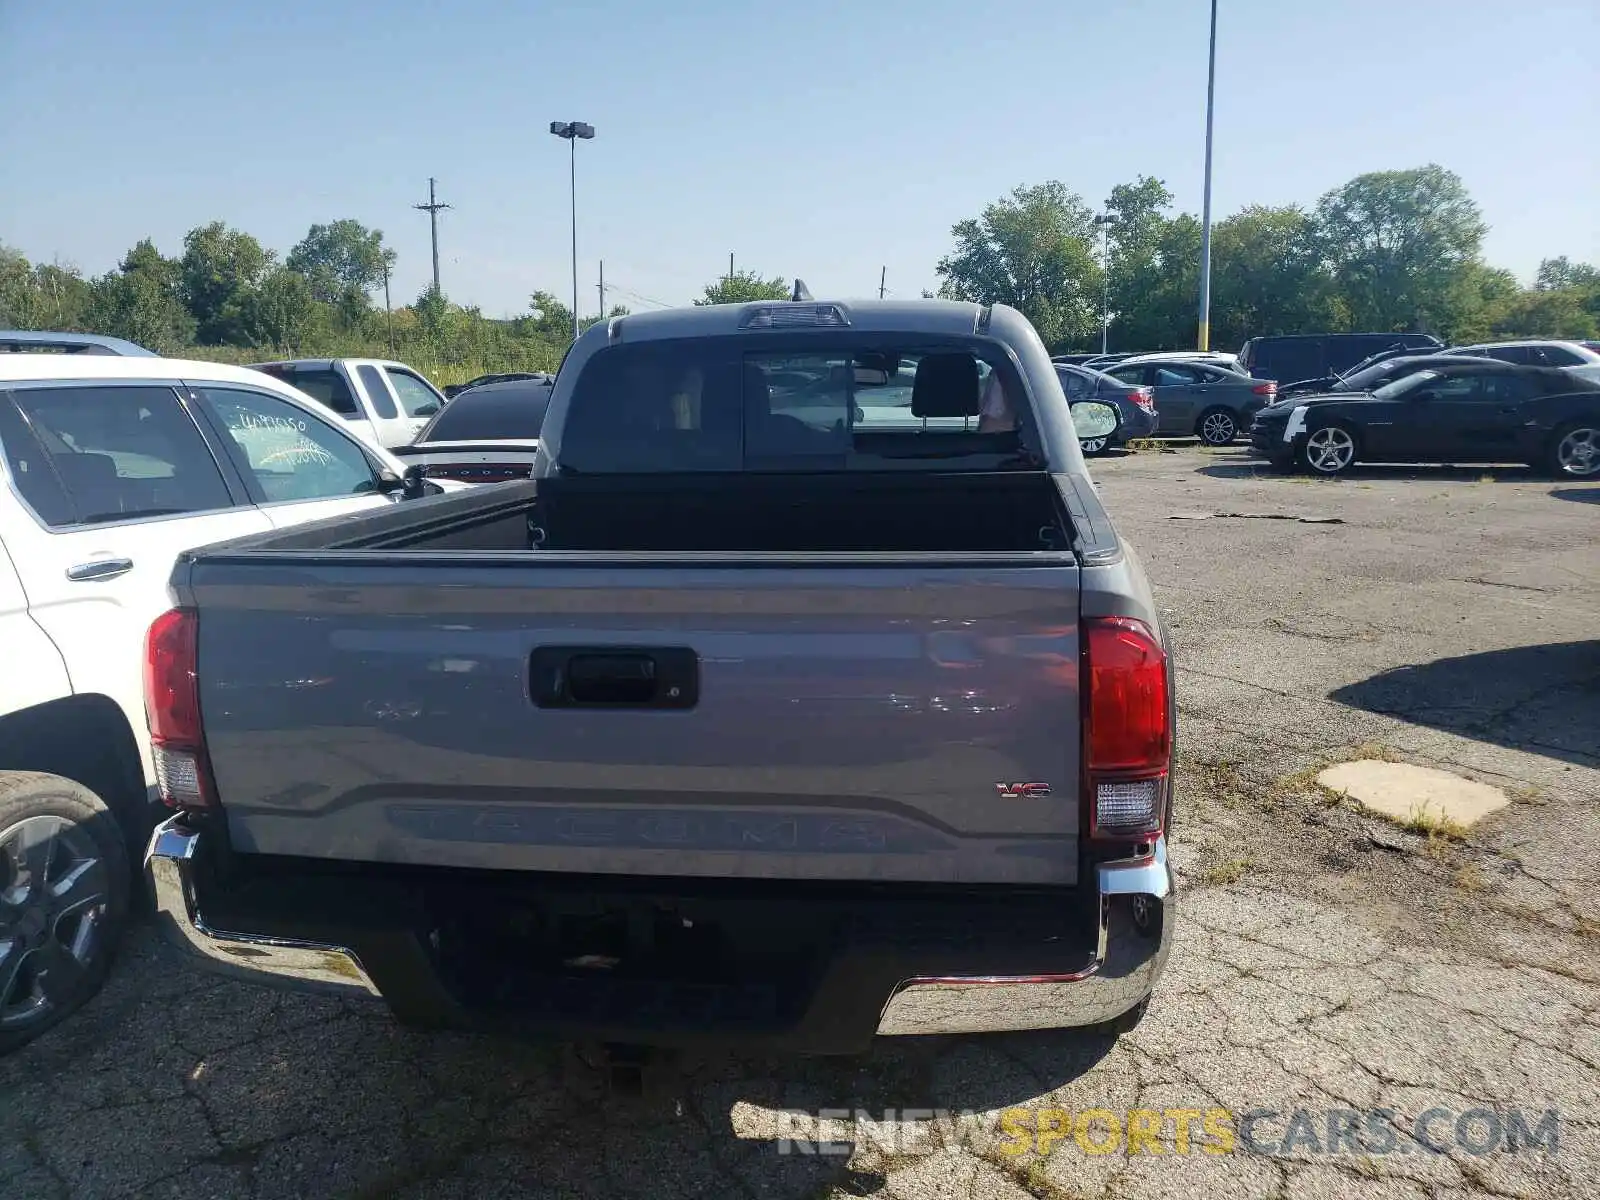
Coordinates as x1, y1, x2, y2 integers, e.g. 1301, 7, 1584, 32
558, 338, 1036, 473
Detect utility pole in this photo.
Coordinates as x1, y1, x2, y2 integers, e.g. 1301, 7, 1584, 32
879, 266, 887, 300
413, 177, 451, 297
381, 258, 396, 357
598, 259, 606, 318
728, 252, 734, 283
1197, 0, 1219, 351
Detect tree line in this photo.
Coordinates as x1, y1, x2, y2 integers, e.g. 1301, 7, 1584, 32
3, 162, 1595, 384
0, 219, 640, 382
935, 164, 1600, 352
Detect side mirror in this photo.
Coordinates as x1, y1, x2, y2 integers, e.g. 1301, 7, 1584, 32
401, 464, 429, 500
374, 468, 405, 495
1070, 400, 1120, 441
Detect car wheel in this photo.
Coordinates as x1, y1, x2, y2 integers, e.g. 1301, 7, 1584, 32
1079, 437, 1110, 456
1546, 422, 1600, 479
0, 772, 129, 1055
1197, 408, 1238, 446
1297, 423, 1358, 476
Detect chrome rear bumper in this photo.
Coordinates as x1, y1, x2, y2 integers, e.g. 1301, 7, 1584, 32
147, 815, 1172, 1040
874, 839, 1173, 1035
145, 818, 379, 997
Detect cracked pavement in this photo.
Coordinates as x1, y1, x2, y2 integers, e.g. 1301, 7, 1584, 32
3, 447, 1598, 1199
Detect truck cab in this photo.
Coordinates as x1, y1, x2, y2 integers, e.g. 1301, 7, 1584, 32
248, 358, 448, 450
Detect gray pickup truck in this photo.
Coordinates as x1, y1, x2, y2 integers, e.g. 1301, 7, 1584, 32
144, 299, 1175, 1055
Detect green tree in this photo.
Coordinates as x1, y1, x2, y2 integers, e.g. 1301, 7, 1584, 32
695, 270, 790, 305
1534, 256, 1600, 291
286, 220, 396, 313
1100, 176, 1175, 348
525, 290, 574, 339
1207, 205, 1338, 346
0, 246, 94, 331
87, 239, 196, 353
180, 222, 272, 345
247, 266, 320, 352
935, 182, 1101, 350
1312, 165, 1486, 333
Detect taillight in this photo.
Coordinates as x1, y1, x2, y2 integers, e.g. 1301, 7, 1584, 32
1252, 382, 1277, 397
1133, 387, 1156, 413
143, 608, 215, 808
1084, 617, 1170, 841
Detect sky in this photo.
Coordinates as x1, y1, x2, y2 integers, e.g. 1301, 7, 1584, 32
2, 0, 1597, 321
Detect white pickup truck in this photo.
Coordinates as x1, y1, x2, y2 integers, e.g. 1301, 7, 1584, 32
248, 358, 450, 450
0, 353, 454, 1052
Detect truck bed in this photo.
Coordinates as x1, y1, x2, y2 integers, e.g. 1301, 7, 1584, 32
174, 473, 1094, 887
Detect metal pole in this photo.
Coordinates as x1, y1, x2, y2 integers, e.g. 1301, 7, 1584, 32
728, 252, 734, 283
569, 138, 579, 342
1197, 0, 1218, 352
879, 266, 887, 300
1101, 224, 1111, 355
598, 259, 606, 318
382, 260, 396, 357
429, 179, 440, 296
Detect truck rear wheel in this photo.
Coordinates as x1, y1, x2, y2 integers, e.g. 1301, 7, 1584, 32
0, 772, 129, 1055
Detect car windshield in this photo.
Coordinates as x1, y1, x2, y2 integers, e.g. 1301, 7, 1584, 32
1339, 359, 1422, 390
1371, 370, 1441, 400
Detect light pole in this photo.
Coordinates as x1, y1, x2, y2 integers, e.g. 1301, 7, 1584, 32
549, 120, 596, 343
1093, 213, 1116, 355
1197, 0, 1218, 351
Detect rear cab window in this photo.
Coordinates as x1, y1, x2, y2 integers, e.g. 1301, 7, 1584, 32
556, 338, 1037, 474
256, 365, 360, 418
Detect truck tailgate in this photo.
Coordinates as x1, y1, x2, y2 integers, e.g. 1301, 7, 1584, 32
190, 556, 1083, 885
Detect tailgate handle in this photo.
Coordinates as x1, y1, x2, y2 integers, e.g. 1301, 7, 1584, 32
531, 647, 699, 710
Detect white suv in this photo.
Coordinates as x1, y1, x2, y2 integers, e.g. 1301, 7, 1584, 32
0, 354, 453, 1051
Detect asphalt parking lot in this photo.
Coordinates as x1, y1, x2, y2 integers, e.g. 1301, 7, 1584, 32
3, 445, 1597, 1200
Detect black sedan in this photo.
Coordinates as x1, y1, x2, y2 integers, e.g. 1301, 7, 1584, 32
1250, 360, 1600, 478
1276, 352, 1495, 401
389, 376, 553, 482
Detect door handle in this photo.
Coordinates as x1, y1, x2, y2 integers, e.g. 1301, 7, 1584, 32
66, 557, 134, 582
530, 646, 699, 709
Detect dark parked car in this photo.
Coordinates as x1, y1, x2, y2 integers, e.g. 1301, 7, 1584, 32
1050, 353, 1103, 366
443, 371, 554, 399
1250, 359, 1600, 477
1276, 353, 1496, 401
1238, 333, 1443, 385
1442, 340, 1600, 368
1102, 359, 1276, 445
1054, 363, 1156, 453
389, 376, 554, 483
0, 330, 155, 356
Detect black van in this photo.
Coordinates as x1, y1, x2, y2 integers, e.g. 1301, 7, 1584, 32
1238, 333, 1443, 384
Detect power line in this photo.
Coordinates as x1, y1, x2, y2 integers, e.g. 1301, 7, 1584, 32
604, 282, 675, 310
